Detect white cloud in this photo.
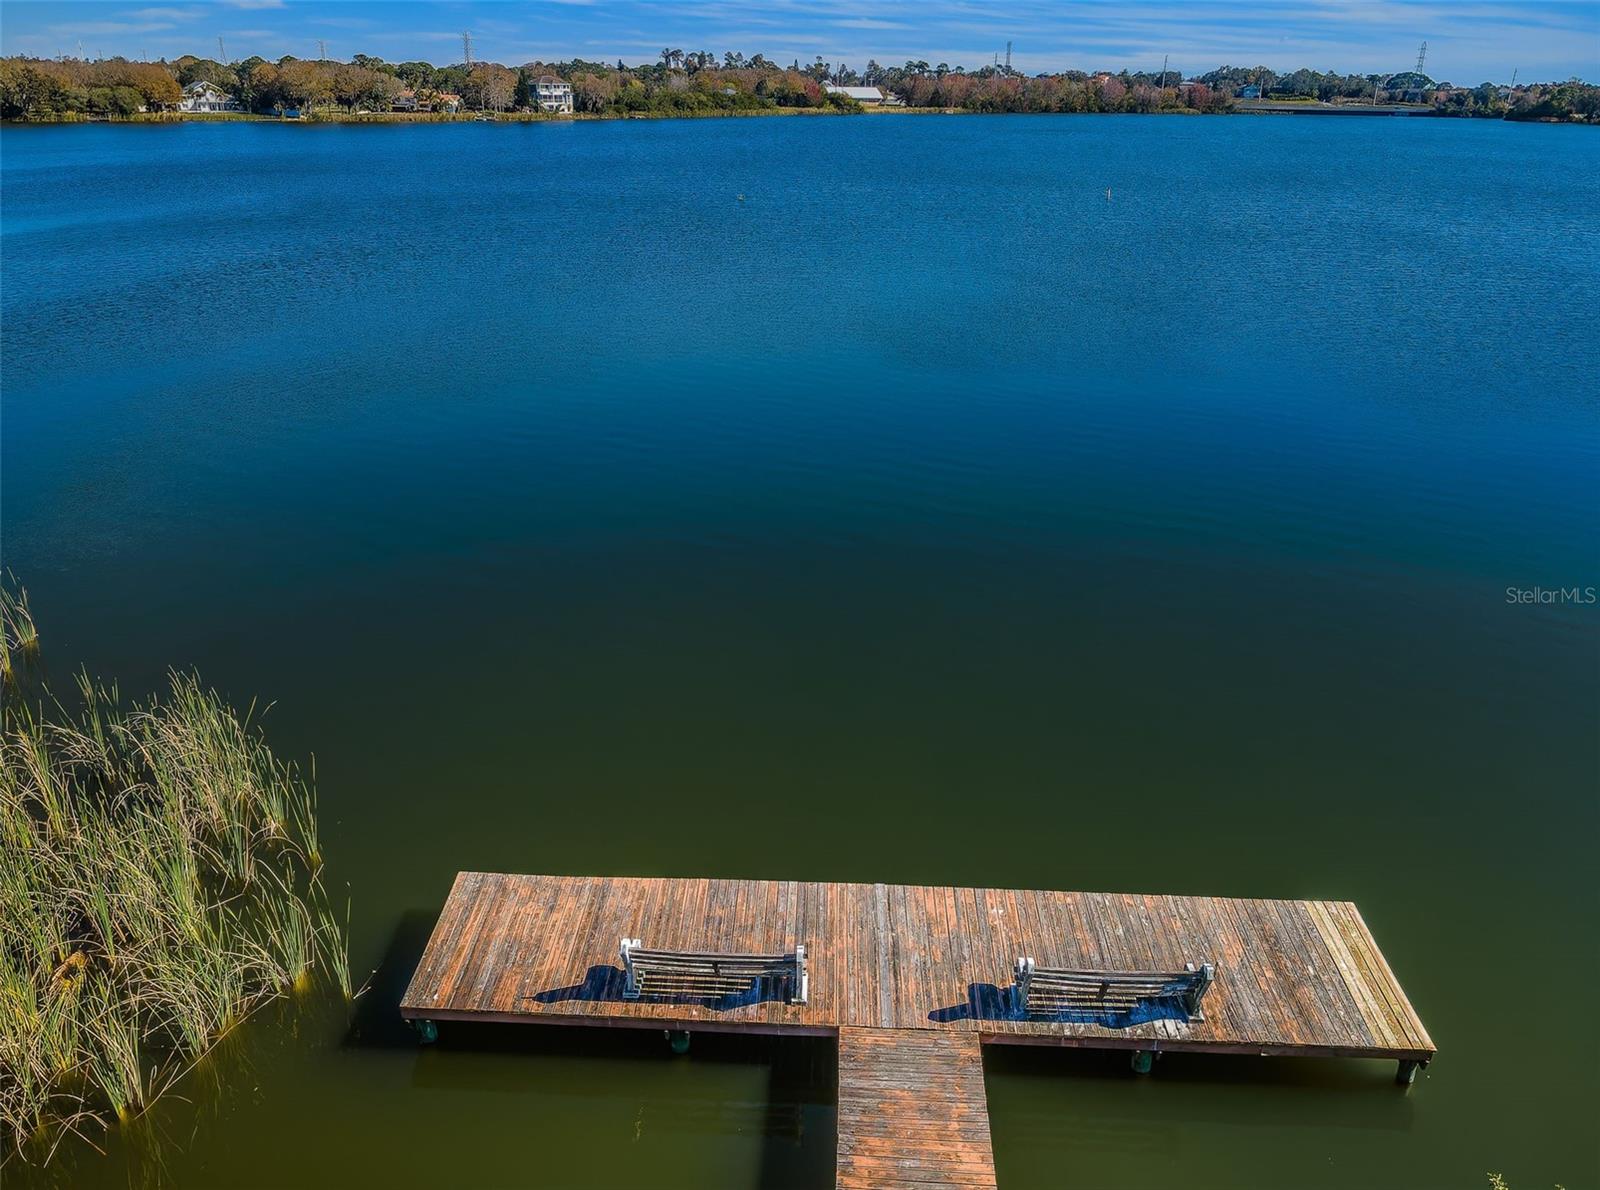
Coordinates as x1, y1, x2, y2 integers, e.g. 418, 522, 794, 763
48, 20, 176, 35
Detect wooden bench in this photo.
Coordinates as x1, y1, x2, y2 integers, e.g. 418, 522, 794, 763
620, 938, 809, 1004
1013, 958, 1215, 1020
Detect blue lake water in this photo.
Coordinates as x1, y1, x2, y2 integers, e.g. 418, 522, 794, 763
2, 113, 1597, 1188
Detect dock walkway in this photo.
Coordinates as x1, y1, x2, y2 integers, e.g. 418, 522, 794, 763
401, 873, 1433, 1187
836, 1027, 996, 1188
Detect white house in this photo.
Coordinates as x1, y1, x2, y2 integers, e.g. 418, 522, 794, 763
534, 77, 573, 114
178, 81, 241, 113
823, 84, 887, 105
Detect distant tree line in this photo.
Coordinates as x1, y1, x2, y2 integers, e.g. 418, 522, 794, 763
1, 49, 1594, 122
0, 56, 180, 116
1196, 63, 1599, 119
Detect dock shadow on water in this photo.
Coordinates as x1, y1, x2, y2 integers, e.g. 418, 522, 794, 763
404, 1021, 836, 1190
931, 983, 1194, 1028
343, 909, 441, 1049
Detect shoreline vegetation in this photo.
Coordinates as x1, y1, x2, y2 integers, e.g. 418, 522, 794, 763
2, 51, 1594, 125
0, 578, 350, 1166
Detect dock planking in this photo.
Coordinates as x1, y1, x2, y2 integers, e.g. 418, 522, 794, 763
836, 1028, 996, 1189
401, 872, 1434, 1186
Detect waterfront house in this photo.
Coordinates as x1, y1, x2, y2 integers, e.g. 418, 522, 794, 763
823, 84, 887, 105
178, 81, 241, 113
534, 77, 574, 114
1238, 84, 1262, 99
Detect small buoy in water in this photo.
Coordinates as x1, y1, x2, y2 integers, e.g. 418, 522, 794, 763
1106, 187, 1113, 201
737, 193, 746, 202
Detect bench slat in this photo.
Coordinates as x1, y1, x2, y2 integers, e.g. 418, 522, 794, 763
621, 937, 809, 1005
1014, 956, 1215, 1021
626, 950, 793, 963
624, 959, 787, 966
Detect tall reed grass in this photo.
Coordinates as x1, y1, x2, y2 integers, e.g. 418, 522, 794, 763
0, 574, 41, 694
0, 582, 349, 1165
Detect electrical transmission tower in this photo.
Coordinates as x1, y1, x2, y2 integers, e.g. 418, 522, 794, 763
1414, 41, 1428, 76
463, 30, 473, 68
317, 39, 327, 62
218, 35, 226, 63
1005, 41, 1012, 73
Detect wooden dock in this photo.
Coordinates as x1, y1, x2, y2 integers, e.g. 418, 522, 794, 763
401, 873, 1433, 1187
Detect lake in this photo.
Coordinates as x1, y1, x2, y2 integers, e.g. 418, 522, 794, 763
1, 113, 1596, 1189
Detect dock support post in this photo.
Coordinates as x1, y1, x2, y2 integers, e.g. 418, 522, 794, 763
1131, 1050, 1153, 1075
413, 1019, 438, 1045
667, 1029, 691, 1055
1395, 1059, 1424, 1085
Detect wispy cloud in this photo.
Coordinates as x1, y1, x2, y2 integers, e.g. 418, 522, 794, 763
48, 20, 176, 35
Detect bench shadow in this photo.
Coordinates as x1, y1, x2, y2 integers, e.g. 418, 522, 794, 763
930, 982, 1194, 1028
525, 964, 794, 1011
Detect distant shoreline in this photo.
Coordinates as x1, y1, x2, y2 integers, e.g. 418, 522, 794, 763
7, 106, 1588, 126
6, 96, 1594, 128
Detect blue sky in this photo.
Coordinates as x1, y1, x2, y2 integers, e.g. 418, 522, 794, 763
1, 1, 1594, 83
